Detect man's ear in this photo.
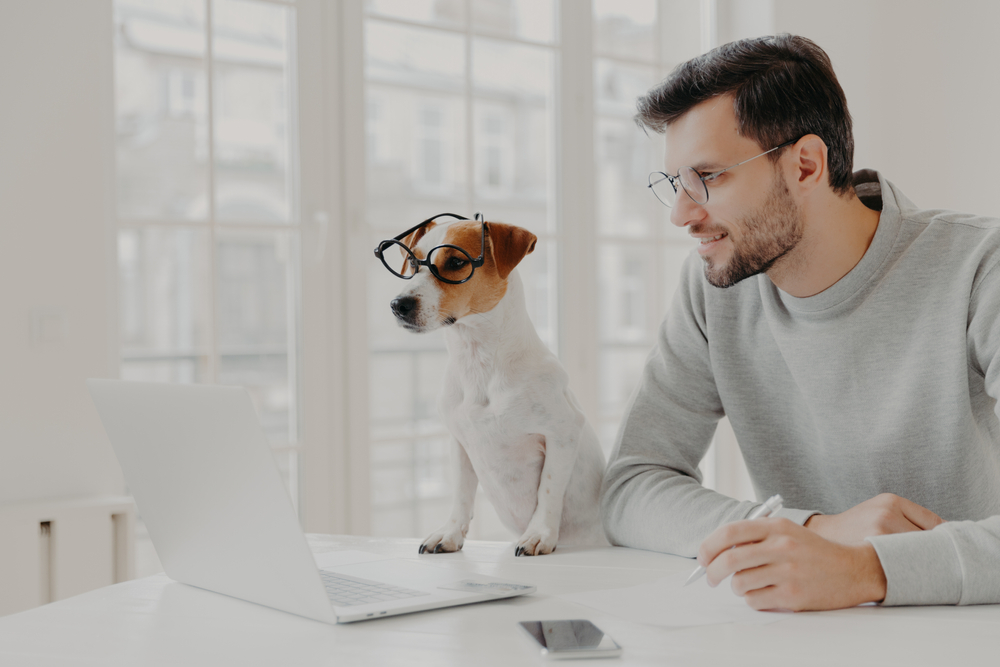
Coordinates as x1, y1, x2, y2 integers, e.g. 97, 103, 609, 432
398, 221, 436, 275
487, 222, 537, 280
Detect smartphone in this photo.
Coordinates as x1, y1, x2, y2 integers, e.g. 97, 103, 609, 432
518, 620, 622, 660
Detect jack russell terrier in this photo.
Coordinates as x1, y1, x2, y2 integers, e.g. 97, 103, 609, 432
374, 213, 608, 556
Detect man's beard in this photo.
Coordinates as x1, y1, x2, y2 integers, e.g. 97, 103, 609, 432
702, 175, 803, 288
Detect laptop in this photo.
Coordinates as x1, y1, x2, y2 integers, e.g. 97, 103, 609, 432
86, 379, 535, 624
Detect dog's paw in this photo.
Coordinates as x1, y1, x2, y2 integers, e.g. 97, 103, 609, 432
514, 526, 558, 557
418, 528, 465, 555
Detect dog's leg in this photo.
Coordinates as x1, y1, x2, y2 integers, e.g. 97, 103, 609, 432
515, 421, 582, 556
419, 438, 478, 554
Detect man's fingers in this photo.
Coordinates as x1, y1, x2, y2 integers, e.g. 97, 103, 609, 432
729, 562, 778, 597
705, 542, 775, 586
899, 498, 945, 531
698, 518, 781, 566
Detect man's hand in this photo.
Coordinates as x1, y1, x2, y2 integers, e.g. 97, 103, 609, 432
699, 517, 887, 611
805, 493, 944, 544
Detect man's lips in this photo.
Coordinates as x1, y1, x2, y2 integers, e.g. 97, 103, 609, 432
692, 232, 729, 254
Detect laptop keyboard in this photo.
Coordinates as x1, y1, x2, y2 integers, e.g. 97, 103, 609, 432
319, 571, 429, 607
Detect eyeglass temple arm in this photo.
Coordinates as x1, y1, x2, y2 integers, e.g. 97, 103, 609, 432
709, 138, 800, 179
392, 212, 470, 241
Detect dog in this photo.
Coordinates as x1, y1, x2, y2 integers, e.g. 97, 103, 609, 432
380, 214, 608, 556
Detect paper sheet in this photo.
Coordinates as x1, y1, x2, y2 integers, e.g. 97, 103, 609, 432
558, 572, 792, 628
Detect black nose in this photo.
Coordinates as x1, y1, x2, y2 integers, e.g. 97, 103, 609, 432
391, 296, 418, 320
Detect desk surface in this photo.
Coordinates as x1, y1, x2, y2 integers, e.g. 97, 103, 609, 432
1, 535, 996, 666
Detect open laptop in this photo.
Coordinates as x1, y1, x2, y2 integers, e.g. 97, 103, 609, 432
86, 379, 534, 624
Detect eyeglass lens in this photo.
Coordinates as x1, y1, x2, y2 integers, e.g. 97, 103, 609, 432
378, 239, 475, 283
378, 239, 415, 278
649, 167, 708, 207
428, 246, 475, 283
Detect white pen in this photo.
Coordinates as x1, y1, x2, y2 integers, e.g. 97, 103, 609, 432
683, 494, 784, 587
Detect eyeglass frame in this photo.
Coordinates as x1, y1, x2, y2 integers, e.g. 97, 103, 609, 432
373, 212, 486, 285
648, 137, 800, 207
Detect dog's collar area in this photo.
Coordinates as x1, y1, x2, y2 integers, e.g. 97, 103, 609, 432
374, 212, 487, 285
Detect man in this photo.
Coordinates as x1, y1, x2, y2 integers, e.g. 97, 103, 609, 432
600, 34, 1000, 611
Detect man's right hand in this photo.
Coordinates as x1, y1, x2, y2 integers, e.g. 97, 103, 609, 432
804, 493, 944, 545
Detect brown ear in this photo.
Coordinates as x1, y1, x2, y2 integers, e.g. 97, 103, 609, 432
398, 221, 436, 275
487, 222, 537, 280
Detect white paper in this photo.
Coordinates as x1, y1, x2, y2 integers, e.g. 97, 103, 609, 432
558, 572, 792, 628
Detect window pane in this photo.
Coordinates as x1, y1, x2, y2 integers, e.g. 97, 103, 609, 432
366, 21, 466, 90
473, 38, 554, 234
598, 244, 654, 345
662, 243, 694, 313
114, 0, 209, 220
212, 0, 293, 223
472, 0, 556, 44
594, 0, 656, 61
216, 230, 298, 445
366, 0, 466, 30
119, 227, 211, 383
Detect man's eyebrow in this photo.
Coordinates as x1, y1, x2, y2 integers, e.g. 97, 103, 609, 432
689, 161, 725, 173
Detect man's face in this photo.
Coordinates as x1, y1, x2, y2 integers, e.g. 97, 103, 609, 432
663, 96, 803, 288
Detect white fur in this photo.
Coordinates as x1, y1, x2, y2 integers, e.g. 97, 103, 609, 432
393, 229, 608, 555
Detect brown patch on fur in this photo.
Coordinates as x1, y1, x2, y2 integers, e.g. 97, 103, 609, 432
430, 220, 536, 321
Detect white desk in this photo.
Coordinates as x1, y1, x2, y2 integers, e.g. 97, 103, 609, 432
1, 535, 996, 666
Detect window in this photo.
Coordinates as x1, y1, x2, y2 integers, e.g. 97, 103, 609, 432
113, 0, 302, 572
363, 0, 559, 540
593, 0, 703, 447
357, 0, 708, 541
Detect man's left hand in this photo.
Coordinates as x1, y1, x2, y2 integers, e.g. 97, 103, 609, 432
698, 517, 887, 611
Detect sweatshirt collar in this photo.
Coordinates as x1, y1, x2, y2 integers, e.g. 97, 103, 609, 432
769, 169, 904, 314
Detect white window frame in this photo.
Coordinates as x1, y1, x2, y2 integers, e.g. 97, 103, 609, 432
306, 0, 753, 537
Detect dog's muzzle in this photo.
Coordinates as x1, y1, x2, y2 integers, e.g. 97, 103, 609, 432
391, 295, 419, 324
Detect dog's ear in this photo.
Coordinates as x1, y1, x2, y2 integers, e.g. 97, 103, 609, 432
486, 222, 537, 280
398, 222, 436, 276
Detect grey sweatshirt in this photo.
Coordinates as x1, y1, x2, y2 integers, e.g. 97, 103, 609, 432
600, 170, 1000, 606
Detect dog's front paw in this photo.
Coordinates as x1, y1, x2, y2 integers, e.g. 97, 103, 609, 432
419, 527, 466, 554
514, 526, 558, 557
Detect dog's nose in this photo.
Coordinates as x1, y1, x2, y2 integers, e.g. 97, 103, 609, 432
391, 296, 418, 320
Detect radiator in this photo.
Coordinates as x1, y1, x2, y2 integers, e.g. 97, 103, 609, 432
0, 496, 135, 617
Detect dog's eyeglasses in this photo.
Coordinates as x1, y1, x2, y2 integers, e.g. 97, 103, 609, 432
374, 212, 486, 285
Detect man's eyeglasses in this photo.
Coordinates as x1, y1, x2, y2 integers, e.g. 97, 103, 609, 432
648, 138, 799, 207
374, 212, 486, 285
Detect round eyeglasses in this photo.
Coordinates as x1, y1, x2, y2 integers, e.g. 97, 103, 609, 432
648, 138, 798, 207
374, 212, 486, 285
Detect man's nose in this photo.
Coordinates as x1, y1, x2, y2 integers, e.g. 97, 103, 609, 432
391, 295, 418, 320
669, 192, 708, 228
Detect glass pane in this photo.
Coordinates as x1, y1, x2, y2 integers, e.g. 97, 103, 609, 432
119, 227, 211, 383
598, 244, 654, 345
660, 0, 702, 65
366, 21, 465, 91
366, 87, 468, 207
598, 346, 650, 423
212, 0, 294, 223
114, 0, 209, 220
662, 242, 695, 313
472, 0, 556, 44
594, 0, 656, 61
366, 0, 465, 30
216, 230, 298, 445
473, 38, 554, 234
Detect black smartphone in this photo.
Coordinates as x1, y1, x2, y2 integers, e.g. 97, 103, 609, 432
518, 619, 622, 660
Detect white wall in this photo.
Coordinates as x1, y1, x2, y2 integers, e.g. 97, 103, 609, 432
0, 0, 122, 505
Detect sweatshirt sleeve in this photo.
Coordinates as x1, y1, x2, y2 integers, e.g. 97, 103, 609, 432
599, 255, 814, 557
867, 255, 1000, 606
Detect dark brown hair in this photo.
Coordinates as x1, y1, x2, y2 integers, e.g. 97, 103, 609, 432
636, 34, 854, 196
